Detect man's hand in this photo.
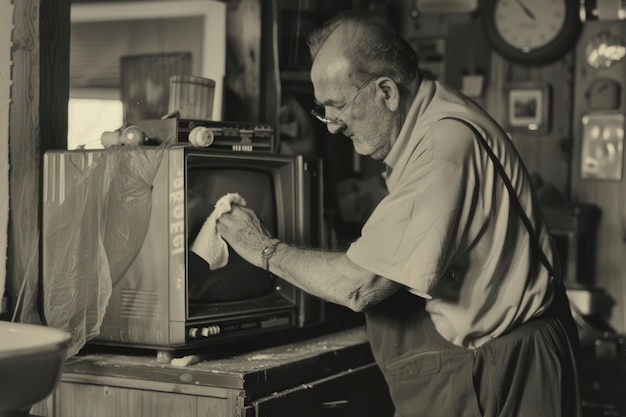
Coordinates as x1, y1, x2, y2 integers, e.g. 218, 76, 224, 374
217, 203, 402, 312
216, 204, 275, 269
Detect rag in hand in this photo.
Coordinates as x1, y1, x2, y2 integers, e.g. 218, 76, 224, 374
191, 193, 247, 270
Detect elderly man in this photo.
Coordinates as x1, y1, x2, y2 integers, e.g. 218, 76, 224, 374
217, 12, 581, 417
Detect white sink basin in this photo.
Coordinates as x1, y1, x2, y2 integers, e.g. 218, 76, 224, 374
0, 321, 71, 416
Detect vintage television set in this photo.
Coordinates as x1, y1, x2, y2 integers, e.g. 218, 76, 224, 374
42, 145, 325, 350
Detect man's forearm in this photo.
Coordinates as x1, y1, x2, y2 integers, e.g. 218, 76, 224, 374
216, 205, 401, 310
268, 243, 401, 312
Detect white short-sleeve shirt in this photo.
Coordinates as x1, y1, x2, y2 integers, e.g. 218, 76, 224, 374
347, 80, 556, 348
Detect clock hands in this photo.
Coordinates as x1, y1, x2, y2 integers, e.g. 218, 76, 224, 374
514, 0, 536, 20
484, 0, 579, 66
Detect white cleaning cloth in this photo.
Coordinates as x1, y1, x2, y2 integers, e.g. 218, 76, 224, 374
191, 193, 247, 270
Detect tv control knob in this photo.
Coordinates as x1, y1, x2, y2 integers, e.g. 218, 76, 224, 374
121, 125, 145, 146
188, 327, 200, 338
201, 325, 220, 337
189, 126, 214, 147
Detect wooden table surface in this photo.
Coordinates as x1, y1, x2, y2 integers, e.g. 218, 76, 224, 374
62, 326, 376, 401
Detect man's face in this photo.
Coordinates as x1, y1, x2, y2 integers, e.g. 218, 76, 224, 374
310, 40, 396, 160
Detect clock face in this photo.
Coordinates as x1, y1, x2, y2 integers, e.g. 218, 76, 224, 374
483, 0, 582, 66
494, 0, 566, 52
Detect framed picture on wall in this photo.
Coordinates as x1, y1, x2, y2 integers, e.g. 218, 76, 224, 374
581, 112, 624, 181
504, 83, 551, 135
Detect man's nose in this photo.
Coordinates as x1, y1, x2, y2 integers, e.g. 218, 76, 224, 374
326, 121, 345, 135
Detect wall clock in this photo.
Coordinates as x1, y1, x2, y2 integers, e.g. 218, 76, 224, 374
482, 0, 583, 66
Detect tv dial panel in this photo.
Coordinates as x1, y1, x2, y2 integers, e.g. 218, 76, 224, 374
186, 312, 294, 342
100, 119, 276, 153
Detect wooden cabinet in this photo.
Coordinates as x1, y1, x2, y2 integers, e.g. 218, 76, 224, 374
252, 363, 390, 417
33, 327, 394, 417
52, 377, 237, 417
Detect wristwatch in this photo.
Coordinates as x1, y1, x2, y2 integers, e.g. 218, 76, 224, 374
261, 240, 281, 271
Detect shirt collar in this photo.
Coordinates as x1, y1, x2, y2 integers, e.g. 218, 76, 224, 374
384, 79, 436, 172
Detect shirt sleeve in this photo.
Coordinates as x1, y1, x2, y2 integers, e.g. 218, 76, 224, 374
347, 149, 476, 299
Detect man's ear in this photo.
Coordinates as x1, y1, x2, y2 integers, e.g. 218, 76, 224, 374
376, 77, 400, 112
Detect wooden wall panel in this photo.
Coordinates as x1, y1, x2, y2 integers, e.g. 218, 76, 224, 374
571, 20, 626, 333
0, 0, 13, 316
8, 0, 43, 322
399, 6, 574, 197
504, 57, 575, 198
7, 0, 69, 321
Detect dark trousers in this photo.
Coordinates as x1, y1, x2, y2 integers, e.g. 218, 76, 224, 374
365, 287, 581, 417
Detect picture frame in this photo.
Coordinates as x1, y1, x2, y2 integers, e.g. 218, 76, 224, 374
580, 112, 624, 181
504, 83, 551, 135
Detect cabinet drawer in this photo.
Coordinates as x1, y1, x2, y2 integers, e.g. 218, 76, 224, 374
252, 363, 393, 417
55, 382, 229, 417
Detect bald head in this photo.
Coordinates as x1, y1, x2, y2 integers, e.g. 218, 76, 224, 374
307, 12, 421, 88
310, 30, 353, 88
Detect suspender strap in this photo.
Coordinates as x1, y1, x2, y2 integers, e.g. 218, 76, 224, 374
439, 117, 556, 278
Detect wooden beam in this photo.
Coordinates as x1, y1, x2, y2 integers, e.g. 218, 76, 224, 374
7, 0, 69, 321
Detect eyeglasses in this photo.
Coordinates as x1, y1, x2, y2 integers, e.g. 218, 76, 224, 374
310, 77, 378, 125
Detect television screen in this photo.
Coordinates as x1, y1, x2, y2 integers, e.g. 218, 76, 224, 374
186, 167, 279, 303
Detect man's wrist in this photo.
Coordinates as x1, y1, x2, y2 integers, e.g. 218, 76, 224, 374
261, 239, 282, 271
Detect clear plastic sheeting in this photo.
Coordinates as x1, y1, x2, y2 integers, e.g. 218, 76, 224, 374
42, 144, 167, 357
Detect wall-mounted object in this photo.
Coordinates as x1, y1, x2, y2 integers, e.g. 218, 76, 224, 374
580, 112, 625, 181
588, 0, 626, 20
587, 78, 622, 109
504, 83, 551, 134
585, 30, 626, 69
482, 0, 582, 66
570, 19, 626, 335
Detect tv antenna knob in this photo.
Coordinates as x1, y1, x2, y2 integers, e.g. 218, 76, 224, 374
121, 125, 145, 146
189, 126, 214, 147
